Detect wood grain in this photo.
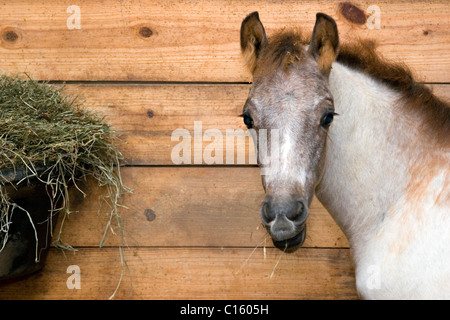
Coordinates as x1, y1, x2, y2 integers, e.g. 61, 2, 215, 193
61, 84, 450, 165
0, 247, 357, 300
0, 0, 448, 82
63, 83, 251, 165
57, 167, 348, 248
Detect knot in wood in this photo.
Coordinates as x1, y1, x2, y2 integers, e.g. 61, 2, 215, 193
139, 27, 153, 38
3, 30, 19, 42
339, 2, 367, 25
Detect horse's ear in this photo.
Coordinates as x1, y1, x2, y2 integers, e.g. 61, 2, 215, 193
240, 12, 267, 73
309, 13, 339, 75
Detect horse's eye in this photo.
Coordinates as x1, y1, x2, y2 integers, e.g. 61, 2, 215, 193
320, 111, 335, 129
242, 114, 254, 129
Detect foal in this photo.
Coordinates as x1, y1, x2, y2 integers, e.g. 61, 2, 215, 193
240, 12, 449, 299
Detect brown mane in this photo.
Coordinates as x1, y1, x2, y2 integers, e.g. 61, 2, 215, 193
338, 41, 450, 145
256, 30, 450, 145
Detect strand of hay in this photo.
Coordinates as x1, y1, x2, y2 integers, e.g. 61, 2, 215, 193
0, 73, 130, 257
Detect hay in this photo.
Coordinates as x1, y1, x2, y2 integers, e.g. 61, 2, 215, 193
0, 73, 130, 254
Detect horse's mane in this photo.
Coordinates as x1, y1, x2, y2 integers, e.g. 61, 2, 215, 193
257, 30, 450, 145
338, 41, 449, 145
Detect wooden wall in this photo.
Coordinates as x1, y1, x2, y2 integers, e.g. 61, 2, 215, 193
0, 0, 448, 300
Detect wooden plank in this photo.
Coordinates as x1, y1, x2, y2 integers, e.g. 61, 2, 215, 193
0, 1, 448, 82
431, 84, 450, 102
0, 247, 358, 299
62, 83, 251, 165
56, 167, 348, 248
62, 84, 450, 166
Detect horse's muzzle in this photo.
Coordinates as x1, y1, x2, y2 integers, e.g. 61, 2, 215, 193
261, 196, 309, 252
272, 224, 306, 252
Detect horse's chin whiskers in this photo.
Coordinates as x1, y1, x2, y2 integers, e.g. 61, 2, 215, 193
270, 242, 287, 278
235, 234, 270, 275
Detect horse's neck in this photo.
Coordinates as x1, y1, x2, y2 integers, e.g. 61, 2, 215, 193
316, 62, 444, 252
317, 62, 450, 298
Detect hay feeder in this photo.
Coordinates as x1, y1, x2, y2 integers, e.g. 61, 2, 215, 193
0, 74, 127, 281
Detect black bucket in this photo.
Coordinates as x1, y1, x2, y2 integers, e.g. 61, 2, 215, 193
0, 168, 61, 282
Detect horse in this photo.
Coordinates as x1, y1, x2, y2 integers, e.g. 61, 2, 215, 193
240, 12, 449, 299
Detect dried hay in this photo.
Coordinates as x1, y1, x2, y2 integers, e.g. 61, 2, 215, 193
0, 73, 130, 256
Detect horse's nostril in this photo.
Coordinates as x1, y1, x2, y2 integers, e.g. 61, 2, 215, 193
293, 201, 305, 219
281, 200, 305, 221
261, 198, 308, 226
262, 202, 272, 222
